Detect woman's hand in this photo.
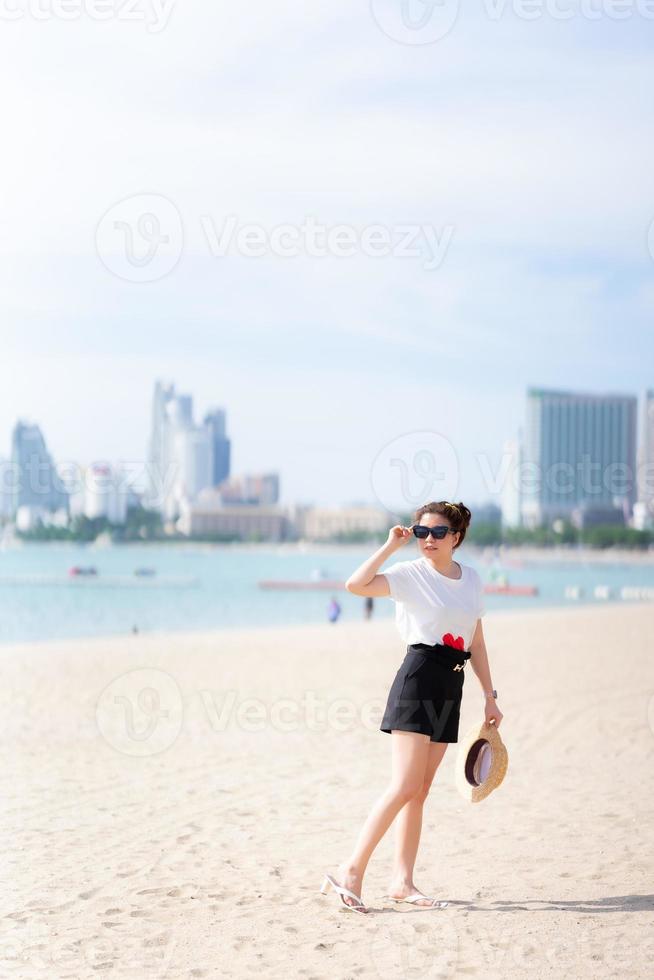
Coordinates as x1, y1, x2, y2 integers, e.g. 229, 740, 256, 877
386, 525, 413, 550
484, 700, 503, 728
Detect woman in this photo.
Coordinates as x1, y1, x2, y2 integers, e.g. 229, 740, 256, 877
319, 501, 503, 915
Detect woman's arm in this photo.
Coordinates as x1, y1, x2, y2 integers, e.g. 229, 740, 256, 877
469, 619, 503, 727
344, 525, 412, 597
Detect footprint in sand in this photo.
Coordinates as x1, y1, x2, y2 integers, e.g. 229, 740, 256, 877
79, 887, 102, 900
142, 932, 171, 948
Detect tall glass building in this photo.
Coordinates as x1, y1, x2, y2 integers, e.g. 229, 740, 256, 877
637, 389, 654, 516
144, 380, 176, 510
145, 382, 231, 520
203, 408, 231, 488
521, 388, 637, 528
10, 421, 69, 517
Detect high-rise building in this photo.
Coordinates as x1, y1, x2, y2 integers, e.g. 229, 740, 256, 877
635, 389, 654, 527
521, 388, 637, 528
145, 381, 218, 521
204, 408, 231, 487
10, 420, 69, 519
144, 381, 176, 510
170, 423, 213, 505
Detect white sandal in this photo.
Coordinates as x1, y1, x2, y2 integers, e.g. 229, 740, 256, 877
320, 873, 368, 914
384, 892, 449, 909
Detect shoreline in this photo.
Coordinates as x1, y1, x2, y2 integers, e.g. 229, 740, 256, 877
2, 538, 653, 562
476, 543, 654, 564
2, 597, 654, 653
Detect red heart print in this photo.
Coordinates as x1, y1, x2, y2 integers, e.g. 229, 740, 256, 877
442, 633, 464, 650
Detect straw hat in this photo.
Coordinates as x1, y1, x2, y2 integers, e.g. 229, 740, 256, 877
455, 721, 508, 802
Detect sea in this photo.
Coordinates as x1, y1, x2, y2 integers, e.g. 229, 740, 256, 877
0, 541, 653, 645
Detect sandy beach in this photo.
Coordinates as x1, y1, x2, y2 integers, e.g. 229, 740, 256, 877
3, 601, 654, 979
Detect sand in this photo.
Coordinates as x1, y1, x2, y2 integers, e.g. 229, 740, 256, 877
2, 601, 654, 979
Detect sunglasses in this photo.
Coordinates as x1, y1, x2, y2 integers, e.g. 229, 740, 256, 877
411, 524, 458, 540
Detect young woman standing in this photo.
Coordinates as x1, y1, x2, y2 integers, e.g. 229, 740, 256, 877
319, 501, 503, 914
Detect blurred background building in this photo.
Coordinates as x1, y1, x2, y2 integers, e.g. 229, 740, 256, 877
521, 388, 638, 530
144, 379, 281, 531
634, 388, 654, 530
144, 380, 233, 522
81, 462, 140, 525
219, 473, 279, 506
292, 504, 390, 541
1, 381, 653, 541
204, 408, 231, 488
8, 420, 69, 529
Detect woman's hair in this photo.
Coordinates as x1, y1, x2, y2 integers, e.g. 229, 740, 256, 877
412, 501, 472, 550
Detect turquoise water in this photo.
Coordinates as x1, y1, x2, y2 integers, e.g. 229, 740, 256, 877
0, 542, 652, 644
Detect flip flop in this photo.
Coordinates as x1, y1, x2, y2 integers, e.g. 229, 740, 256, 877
320, 873, 368, 914
384, 892, 449, 909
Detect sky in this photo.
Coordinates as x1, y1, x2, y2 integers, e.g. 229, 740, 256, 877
1, 1, 653, 510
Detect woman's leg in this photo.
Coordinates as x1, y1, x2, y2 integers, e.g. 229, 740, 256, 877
386, 740, 449, 905
334, 731, 431, 910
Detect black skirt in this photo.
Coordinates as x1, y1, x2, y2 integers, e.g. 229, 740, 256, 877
379, 642, 471, 744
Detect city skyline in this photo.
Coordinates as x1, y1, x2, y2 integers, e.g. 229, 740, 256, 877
1, 380, 652, 519
3, 349, 651, 512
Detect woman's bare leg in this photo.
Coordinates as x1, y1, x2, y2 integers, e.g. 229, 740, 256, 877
334, 731, 431, 910
386, 740, 449, 906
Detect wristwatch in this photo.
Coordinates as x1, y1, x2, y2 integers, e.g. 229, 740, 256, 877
485, 689, 498, 700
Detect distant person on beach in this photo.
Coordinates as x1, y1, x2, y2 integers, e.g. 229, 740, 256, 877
319, 501, 503, 914
364, 596, 374, 620
327, 597, 341, 623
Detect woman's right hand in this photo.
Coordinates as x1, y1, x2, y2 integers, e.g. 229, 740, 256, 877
386, 525, 413, 550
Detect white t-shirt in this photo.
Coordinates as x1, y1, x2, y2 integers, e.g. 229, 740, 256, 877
382, 556, 485, 650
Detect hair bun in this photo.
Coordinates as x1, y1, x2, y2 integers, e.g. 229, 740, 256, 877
454, 502, 471, 527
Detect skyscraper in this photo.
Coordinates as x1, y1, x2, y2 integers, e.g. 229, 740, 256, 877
144, 380, 175, 510
521, 388, 637, 528
145, 381, 217, 521
635, 388, 654, 526
204, 408, 231, 487
167, 416, 212, 516
10, 420, 69, 518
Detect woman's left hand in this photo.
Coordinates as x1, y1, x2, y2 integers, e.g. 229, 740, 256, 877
484, 700, 503, 728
